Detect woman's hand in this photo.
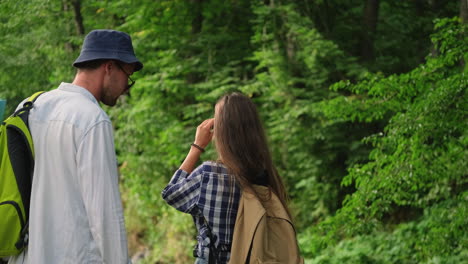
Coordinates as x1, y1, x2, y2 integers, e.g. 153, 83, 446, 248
194, 118, 214, 149
178, 118, 214, 173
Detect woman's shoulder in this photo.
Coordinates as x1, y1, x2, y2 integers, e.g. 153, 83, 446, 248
198, 161, 229, 174
197, 161, 239, 192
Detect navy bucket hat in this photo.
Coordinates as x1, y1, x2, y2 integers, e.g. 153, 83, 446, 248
73, 29, 143, 71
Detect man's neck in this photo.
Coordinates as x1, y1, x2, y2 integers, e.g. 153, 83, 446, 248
72, 70, 103, 102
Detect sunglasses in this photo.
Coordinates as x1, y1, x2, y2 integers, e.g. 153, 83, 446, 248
115, 62, 135, 89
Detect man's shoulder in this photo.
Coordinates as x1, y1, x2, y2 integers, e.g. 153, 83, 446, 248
32, 88, 110, 128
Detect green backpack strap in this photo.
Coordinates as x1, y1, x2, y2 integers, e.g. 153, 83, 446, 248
28, 91, 44, 103
10, 91, 45, 250
13, 91, 45, 117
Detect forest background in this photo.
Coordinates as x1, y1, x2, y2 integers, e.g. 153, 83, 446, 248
0, 0, 466, 263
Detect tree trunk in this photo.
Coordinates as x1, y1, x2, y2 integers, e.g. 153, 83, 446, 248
62, 0, 84, 52
413, 0, 425, 17
191, 0, 203, 35
461, 0, 468, 23
360, 0, 379, 62
187, 0, 203, 85
460, 0, 467, 68
71, 0, 85, 35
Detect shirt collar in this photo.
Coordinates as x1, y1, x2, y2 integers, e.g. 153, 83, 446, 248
58, 82, 99, 106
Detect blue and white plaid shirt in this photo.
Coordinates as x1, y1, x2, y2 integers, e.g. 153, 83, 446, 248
162, 161, 241, 263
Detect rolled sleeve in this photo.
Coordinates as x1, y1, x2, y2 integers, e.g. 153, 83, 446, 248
162, 167, 204, 214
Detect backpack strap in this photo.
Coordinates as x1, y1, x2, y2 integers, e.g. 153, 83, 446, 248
13, 91, 45, 117
202, 215, 219, 264
11, 91, 45, 250
28, 91, 45, 103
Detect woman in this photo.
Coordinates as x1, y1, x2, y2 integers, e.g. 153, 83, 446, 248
162, 92, 291, 263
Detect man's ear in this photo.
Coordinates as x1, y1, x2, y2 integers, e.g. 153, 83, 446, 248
103, 60, 113, 74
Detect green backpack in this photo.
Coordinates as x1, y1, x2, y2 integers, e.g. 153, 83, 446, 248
0, 91, 44, 257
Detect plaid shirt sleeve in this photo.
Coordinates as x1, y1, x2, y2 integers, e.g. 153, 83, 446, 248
161, 167, 203, 214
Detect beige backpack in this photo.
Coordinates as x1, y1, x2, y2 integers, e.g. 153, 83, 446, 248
228, 185, 304, 264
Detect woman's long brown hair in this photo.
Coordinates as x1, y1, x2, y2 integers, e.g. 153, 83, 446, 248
214, 92, 291, 217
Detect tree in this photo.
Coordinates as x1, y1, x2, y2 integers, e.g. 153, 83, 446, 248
360, 0, 379, 62
303, 17, 467, 263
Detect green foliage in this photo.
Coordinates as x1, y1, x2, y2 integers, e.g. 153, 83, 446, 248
297, 0, 458, 74
304, 195, 467, 264
0, 1, 465, 263
301, 17, 467, 262
241, 2, 372, 228
0, 0, 77, 113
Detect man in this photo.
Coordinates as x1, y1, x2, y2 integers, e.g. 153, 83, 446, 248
8, 29, 143, 264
